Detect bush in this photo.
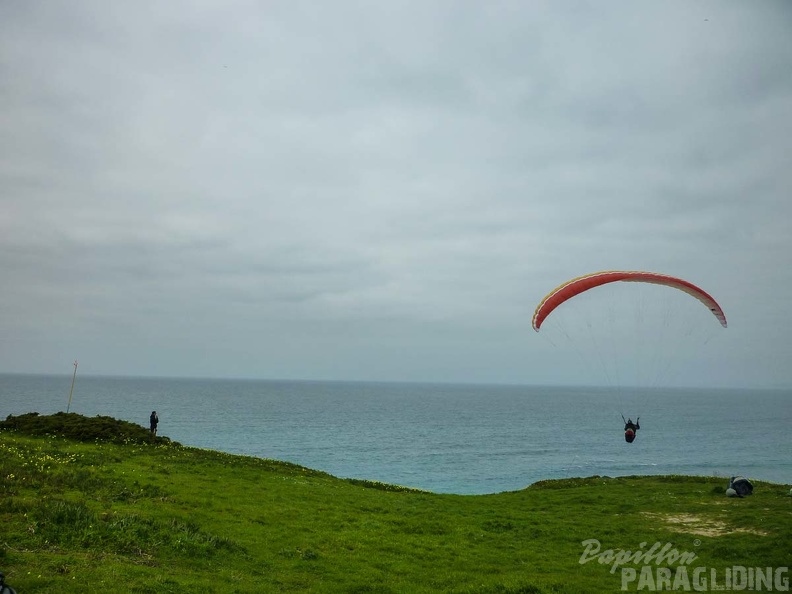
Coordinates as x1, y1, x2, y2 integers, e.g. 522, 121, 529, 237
0, 412, 178, 446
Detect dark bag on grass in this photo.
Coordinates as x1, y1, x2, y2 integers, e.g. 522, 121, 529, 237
727, 476, 753, 497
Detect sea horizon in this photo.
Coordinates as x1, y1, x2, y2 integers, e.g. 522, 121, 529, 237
3, 369, 787, 391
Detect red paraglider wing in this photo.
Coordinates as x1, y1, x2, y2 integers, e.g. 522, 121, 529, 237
532, 271, 727, 331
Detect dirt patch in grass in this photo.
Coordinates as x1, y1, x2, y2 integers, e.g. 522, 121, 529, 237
643, 512, 769, 537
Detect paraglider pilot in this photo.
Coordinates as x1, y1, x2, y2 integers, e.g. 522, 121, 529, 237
150, 411, 159, 437
622, 415, 640, 443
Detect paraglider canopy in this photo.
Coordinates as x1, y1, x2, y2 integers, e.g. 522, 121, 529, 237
532, 271, 727, 332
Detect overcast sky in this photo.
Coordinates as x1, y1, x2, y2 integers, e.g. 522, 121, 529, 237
2, 1, 790, 388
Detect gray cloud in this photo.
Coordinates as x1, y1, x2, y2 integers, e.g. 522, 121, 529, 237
2, 1, 791, 387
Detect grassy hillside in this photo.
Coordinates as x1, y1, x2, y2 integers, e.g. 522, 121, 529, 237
1, 413, 789, 593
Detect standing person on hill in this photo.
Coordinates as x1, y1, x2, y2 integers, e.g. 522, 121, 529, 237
149, 411, 159, 437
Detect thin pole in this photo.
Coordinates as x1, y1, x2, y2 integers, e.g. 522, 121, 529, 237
66, 360, 78, 413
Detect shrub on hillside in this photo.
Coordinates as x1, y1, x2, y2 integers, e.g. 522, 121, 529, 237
0, 412, 177, 445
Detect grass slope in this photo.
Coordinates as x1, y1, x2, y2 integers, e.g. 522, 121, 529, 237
1, 414, 790, 593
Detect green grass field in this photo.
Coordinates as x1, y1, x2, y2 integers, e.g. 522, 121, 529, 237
1, 413, 790, 593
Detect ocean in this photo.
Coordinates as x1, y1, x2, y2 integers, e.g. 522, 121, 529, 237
1, 374, 789, 494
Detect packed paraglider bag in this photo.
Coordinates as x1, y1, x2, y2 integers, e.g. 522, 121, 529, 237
726, 476, 753, 497
0, 572, 18, 594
